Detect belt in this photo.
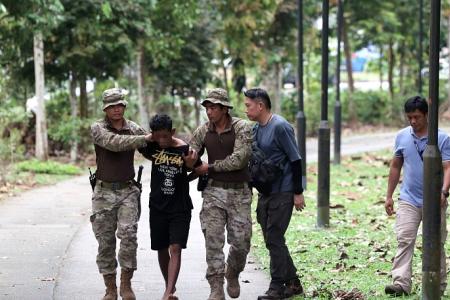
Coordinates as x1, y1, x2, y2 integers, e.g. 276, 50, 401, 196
209, 180, 246, 190
97, 179, 134, 190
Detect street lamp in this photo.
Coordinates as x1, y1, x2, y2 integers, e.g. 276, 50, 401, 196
297, 0, 307, 189
422, 0, 442, 298
317, 0, 330, 228
334, 0, 343, 165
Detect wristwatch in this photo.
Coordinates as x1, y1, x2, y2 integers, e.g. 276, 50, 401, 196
442, 190, 449, 198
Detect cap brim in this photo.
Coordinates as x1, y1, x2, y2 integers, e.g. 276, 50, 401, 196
201, 99, 233, 109
103, 100, 128, 110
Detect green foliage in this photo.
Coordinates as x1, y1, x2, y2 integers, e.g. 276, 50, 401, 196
341, 90, 391, 125
149, 19, 214, 99
15, 159, 81, 175
0, 99, 29, 162
0, 0, 65, 85
0, 128, 26, 164
281, 81, 325, 136
145, 0, 199, 67
46, 91, 80, 144
0, 0, 449, 160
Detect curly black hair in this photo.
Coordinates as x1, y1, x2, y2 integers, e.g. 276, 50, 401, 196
149, 114, 173, 131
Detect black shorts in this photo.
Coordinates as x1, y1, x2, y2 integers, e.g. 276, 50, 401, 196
149, 209, 191, 250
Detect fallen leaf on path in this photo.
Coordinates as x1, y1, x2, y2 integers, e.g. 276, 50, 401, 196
333, 288, 365, 299
339, 251, 349, 260
330, 204, 345, 209
331, 262, 346, 272
339, 191, 360, 201
39, 277, 55, 281
375, 270, 388, 276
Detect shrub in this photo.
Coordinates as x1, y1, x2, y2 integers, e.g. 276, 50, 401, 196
15, 159, 82, 175
0, 102, 28, 163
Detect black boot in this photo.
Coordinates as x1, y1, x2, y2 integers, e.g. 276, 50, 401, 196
285, 278, 304, 297
257, 288, 285, 300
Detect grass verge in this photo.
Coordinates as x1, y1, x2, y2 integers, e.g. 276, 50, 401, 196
251, 150, 450, 299
0, 159, 83, 200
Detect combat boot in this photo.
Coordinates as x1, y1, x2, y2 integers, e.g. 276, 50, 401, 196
207, 276, 225, 300
225, 265, 240, 298
119, 268, 136, 300
102, 274, 118, 300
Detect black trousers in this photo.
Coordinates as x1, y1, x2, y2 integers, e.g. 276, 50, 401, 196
256, 192, 298, 291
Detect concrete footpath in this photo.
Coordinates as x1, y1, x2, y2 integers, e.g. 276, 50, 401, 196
0, 130, 400, 300
0, 164, 269, 300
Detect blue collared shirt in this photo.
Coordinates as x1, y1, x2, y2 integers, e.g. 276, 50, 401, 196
395, 126, 450, 207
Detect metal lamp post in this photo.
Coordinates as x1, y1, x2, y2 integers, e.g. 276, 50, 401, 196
317, 0, 330, 228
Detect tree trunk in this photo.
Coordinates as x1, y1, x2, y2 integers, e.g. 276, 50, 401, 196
69, 73, 78, 162
441, 13, 450, 112
221, 50, 229, 94
137, 41, 149, 130
399, 41, 405, 95
194, 95, 200, 127
388, 39, 395, 102
306, 45, 311, 95
145, 77, 155, 117
343, 20, 354, 92
447, 14, 450, 107
175, 94, 183, 125
79, 76, 88, 118
439, 14, 450, 116
343, 18, 356, 124
273, 62, 282, 114
379, 45, 383, 90
33, 32, 48, 160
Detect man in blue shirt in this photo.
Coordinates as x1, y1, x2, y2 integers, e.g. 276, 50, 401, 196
385, 96, 450, 296
244, 88, 305, 300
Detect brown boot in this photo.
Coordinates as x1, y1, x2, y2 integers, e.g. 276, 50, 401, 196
225, 265, 240, 298
207, 276, 225, 300
120, 268, 136, 300
102, 274, 118, 300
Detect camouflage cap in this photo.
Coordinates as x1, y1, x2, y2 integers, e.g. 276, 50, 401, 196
102, 88, 128, 110
201, 88, 233, 109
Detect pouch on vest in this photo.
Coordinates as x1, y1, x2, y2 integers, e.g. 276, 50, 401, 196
248, 125, 285, 195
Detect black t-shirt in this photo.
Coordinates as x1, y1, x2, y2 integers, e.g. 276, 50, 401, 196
141, 142, 193, 213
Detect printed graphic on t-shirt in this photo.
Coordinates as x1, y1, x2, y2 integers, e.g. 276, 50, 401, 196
152, 149, 183, 195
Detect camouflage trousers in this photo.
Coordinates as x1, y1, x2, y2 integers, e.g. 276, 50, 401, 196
90, 183, 140, 275
200, 184, 252, 279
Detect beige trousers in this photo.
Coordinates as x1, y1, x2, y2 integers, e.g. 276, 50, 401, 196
391, 200, 447, 293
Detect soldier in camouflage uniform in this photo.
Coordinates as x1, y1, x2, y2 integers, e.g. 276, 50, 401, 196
90, 88, 150, 300
189, 88, 253, 300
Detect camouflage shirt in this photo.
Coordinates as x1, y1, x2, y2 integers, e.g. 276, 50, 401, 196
190, 116, 252, 173
91, 118, 147, 182
91, 118, 147, 152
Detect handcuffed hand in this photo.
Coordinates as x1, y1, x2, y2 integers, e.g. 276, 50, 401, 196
182, 147, 198, 169
195, 162, 209, 175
